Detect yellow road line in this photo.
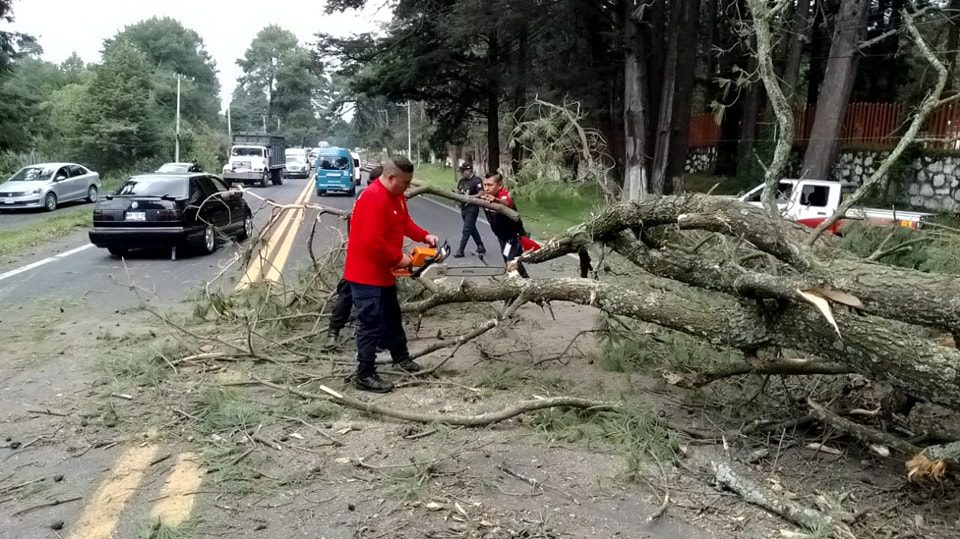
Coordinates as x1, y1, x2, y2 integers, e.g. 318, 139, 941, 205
236, 180, 313, 290
70, 445, 158, 539
149, 453, 204, 527
263, 189, 311, 283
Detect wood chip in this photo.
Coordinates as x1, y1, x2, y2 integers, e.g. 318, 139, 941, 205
805, 443, 842, 456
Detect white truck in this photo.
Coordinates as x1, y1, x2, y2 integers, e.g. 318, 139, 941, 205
739, 179, 936, 234
222, 133, 285, 187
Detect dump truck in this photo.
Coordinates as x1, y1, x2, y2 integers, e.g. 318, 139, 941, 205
222, 133, 286, 187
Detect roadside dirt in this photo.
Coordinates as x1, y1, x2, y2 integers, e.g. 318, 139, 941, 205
2, 270, 960, 539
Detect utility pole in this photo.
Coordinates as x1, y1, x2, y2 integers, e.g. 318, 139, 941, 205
175, 74, 181, 162
227, 107, 232, 138
398, 100, 411, 158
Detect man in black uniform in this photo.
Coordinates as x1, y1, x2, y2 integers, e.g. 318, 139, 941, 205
455, 163, 486, 258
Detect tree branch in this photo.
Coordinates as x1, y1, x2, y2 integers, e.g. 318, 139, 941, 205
712, 461, 838, 532
408, 180, 520, 221
666, 359, 852, 389
807, 10, 949, 245
747, 0, 796, 217
256, 378, 619, 427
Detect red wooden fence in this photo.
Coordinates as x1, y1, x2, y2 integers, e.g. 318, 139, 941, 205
687, 102, 960, 150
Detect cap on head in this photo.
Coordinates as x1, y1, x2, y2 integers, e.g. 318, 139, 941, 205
459, 163, 473, 171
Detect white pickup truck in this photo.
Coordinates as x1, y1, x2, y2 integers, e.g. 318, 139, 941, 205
738, 179, 936, 234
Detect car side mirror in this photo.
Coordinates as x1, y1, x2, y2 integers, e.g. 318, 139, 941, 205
55, 176, 67, 182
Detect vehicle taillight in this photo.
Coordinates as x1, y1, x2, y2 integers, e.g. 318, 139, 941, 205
156, 209, 181, 221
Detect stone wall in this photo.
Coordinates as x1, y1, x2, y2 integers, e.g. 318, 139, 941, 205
682, 145, 960, 212
908, 156, 960, 212
684, 147, 717, 174
831, 149, 960, 212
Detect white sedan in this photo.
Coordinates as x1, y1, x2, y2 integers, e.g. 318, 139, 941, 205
0, 162, 101, 211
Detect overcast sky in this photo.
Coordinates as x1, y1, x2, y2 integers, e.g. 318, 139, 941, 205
5, 0, 390, 107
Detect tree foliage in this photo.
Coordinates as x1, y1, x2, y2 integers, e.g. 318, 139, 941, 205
75, 42, 161, 170
106, 17, 221, 125
231, 25, 335, 146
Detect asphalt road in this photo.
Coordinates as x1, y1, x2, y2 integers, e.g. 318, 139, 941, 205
0, 176, 508, 314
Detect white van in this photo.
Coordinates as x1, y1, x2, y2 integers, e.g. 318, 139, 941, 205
350, 151, 362, 186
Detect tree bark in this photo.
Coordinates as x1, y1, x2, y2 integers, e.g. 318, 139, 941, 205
623, 1, 649, 200
736, 82, 760, 176
665, 0, 702, 194
510, 23, 528, 175
651, 0, 700, 195
805, 2, 827, 106
946, 0, 960, 92
799, 0, 870, 179
783, 0, 813, 103
406, 273, 960, 411
486, 29, 501, 173
518, 194, 960, 335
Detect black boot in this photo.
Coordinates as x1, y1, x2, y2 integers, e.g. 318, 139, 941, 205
453, 251, 465, 258
476, 245, 486, 255
354, 373, 394, 393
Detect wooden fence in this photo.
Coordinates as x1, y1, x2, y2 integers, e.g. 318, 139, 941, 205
687, 102, 960, 150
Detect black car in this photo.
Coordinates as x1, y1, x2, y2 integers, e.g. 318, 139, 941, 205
89, 173, 253, 257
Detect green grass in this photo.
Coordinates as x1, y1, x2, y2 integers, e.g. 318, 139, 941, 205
682, 173, 745, 195
0, 206, 91, 256
137, 518, 200, 539
414, 163, 602, 237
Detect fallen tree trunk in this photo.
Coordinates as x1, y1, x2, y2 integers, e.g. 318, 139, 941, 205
405, 277, 960, 411
520, 195, 960, 335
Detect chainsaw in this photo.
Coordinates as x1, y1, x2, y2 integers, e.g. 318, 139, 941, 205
392, 240, 516, 278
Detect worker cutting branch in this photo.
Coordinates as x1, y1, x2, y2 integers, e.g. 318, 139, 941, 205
344, 157, 438, 393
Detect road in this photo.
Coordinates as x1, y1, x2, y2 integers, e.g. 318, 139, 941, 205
0, 175, 511, 314
0, 174, 524, 537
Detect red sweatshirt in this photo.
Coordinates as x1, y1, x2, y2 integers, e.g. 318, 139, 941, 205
344, 179, 429, 286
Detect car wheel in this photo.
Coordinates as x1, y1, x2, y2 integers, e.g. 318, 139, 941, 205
201, 224, 217, 254
237, 213, 253, 241
86, 185, 99, 203
260, 173, 268, 188
317, 190, 325, 197
348, 186, 356, 197
107, 246, 127, 257
44, 192, 57, 212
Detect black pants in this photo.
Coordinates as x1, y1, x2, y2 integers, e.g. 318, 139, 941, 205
350, 282, 410, 376
328, 278, 353, 332
458, 206, 485, 253
497, 236, 530, 278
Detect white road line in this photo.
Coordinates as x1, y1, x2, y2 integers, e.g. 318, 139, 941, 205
0, 243, 94, 283
414, 194, 580, 261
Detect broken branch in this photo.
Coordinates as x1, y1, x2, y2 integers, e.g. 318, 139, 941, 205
256, 378, 619, 427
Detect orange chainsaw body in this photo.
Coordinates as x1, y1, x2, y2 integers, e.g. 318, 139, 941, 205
392, 246, 439, 277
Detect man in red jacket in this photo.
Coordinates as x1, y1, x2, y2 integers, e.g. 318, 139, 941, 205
344, 157, 438, 392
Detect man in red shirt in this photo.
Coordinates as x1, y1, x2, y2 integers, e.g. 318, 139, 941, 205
344, 157, 438, 392
481, 172, 530, 278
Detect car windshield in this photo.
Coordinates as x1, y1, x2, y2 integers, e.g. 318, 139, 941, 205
746, 182, 794, 203
232, 147, 263, 157
157, 163, 190, 173
9, 166, 56, 182
286, 156, 304, 164
320, 156, 350, 170
116, 177, 189, 198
